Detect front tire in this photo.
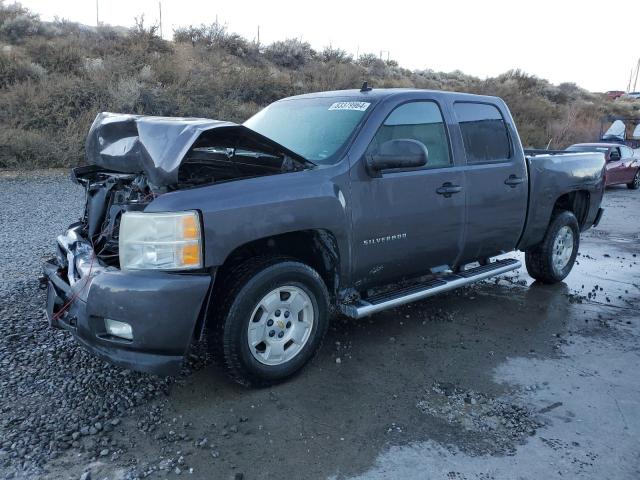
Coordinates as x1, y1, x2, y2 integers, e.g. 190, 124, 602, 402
627, 170, 640, 190
208, 256, 330, 387
525, 210, 580, 284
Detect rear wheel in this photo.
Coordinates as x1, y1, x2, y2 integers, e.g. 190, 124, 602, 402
627, 170, 640, 190
208, 256, 330, 387
525, 210, 579, 284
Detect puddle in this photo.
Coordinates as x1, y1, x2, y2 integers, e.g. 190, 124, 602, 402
342, 229, 640, 480
343, 320, 640, 480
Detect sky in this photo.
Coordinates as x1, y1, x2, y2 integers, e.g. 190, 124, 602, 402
12, 0, 640, 92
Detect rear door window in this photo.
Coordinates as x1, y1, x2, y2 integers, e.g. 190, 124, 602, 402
454, 102, 511, 163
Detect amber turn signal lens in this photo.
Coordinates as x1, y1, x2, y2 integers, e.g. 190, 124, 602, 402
180, 243, 201, 266
182, 215, 200, 240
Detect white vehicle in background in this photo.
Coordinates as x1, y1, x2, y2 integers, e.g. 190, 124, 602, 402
622, 92, 640, 100
601, 120, 626, 143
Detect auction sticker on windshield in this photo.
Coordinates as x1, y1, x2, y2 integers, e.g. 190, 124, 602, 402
328, 102, 371, 111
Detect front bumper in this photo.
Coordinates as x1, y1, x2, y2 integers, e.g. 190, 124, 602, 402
42, 228, 212, 376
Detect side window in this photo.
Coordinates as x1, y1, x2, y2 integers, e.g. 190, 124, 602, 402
454, 102, 511, 163
610, 147, 621, 159
620, 146, 633, 158
368, 101, 451, 169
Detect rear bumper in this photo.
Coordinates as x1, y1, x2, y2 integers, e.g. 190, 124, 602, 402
42, 230, 212, 376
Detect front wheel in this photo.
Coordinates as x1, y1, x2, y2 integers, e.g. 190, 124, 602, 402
627, 170, 640, 190
208, 256, 330, 387
525, 210, 580, 284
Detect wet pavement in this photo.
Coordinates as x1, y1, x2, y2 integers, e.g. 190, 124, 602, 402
2, 172, 638, 479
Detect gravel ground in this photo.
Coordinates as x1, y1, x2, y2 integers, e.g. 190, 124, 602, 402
0, 170, 638, 480
0, 171, 205, 478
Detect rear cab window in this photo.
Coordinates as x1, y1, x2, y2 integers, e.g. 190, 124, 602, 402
454, 102, 511, 163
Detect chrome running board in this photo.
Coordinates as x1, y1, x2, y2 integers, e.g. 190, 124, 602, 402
340, 258, 521, 319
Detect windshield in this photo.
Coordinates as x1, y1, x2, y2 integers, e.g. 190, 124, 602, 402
244, 97, 373, 164
566, 145, 609, 153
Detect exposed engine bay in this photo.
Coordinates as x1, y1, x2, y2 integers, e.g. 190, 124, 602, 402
178, 145, 298, 188
72, 166, 156, 266
75, 115, 308, 267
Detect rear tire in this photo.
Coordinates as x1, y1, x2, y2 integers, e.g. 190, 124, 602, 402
525, 210, 579, 284
207, 256, 330, 387
627, 170, 640, 190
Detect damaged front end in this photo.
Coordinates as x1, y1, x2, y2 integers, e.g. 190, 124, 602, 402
68, 163, 211, 273
41, 112, 307, 375
41, 206, 213, 375
71, 166, 156, 267
85, 112, 310, 187
74, 112, 311, 267
41, 230, 212, 375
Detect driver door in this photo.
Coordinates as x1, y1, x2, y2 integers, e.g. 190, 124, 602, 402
349, 100, 466, 289
619, 145, 638, 184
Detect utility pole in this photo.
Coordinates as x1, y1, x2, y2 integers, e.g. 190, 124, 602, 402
96, 0, 99, 27
257, 25, 260, 46
158, 1, 163, 38
633, 57, 640, 92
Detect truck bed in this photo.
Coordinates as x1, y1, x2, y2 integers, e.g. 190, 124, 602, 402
517, 151, 606, 250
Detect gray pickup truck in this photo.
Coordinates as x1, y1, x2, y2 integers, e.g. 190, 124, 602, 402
42, 87, 606, 386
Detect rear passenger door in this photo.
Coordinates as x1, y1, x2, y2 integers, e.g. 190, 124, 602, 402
606, 147, 624, 184
453, 102, 528, 262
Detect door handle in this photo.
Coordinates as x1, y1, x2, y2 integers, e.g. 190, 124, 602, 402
504, 175, 524, 187
436, 182, 463, 198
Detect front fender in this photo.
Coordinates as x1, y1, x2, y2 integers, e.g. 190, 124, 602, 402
145, 168, 351, 276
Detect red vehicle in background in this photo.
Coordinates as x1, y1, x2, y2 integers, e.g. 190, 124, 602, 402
605, 90, 625, 100
566, 143, 640, 189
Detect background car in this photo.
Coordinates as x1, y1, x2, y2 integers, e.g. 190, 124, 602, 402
605, 90, 626, 100
566, 143, 640, 189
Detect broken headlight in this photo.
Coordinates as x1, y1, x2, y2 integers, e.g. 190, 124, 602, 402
119, 211, 203, 271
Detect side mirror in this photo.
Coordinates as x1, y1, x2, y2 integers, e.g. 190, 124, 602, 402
367, 139, 428, 176
609, 152, 621, 161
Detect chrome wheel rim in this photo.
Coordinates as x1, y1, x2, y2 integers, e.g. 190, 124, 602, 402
247, 286, 314, 366
634, 172, 640, 188
552, 226, 574, 274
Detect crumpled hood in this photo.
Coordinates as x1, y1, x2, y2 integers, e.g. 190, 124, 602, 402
85, 112, 307, 187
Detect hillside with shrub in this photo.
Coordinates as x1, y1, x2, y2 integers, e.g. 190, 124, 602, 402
0, 1, 638, 169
